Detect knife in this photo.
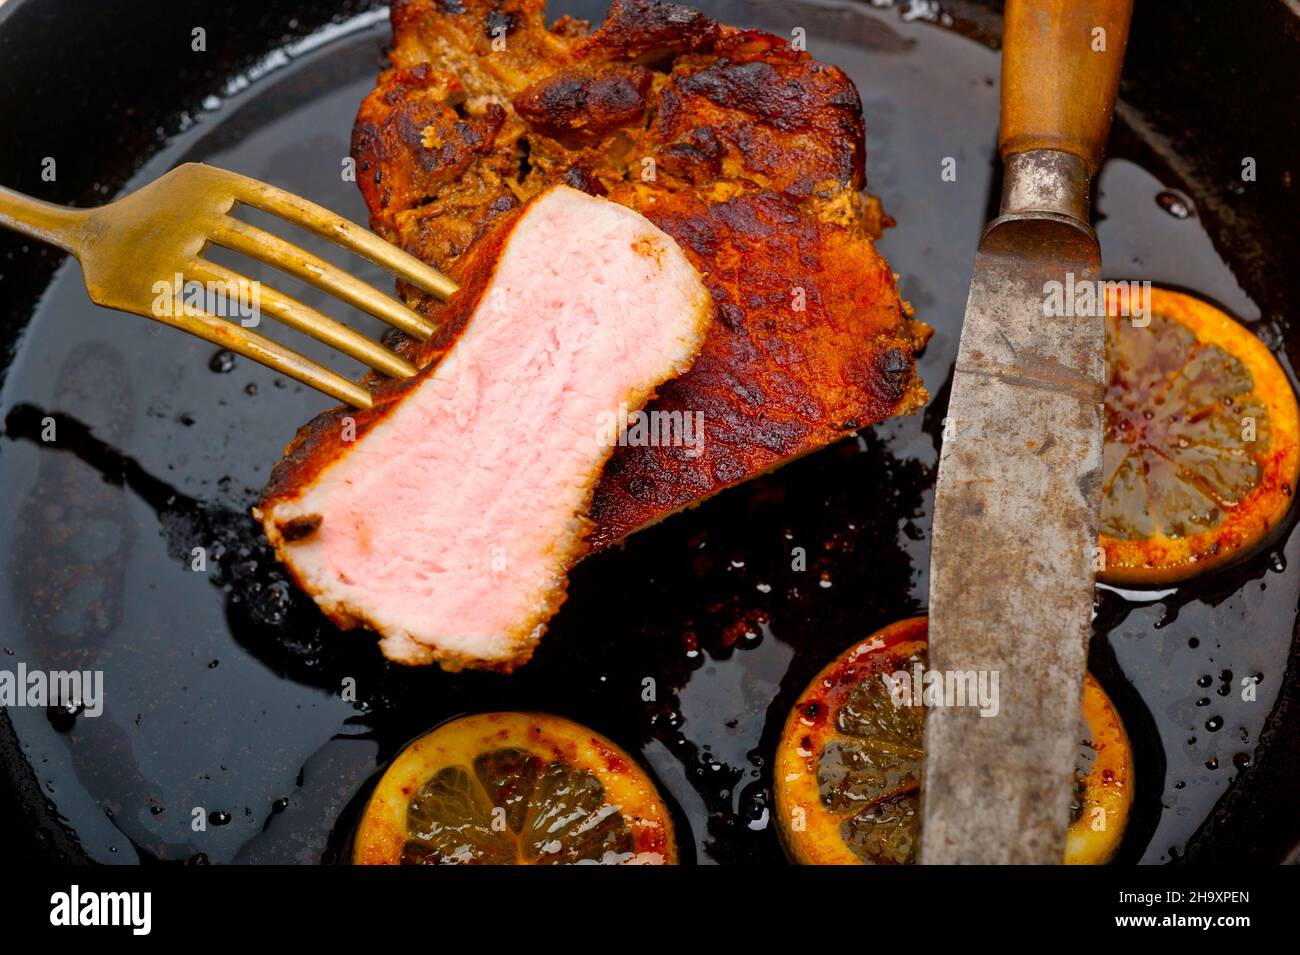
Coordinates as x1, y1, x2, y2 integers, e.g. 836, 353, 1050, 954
921, 0, 1134, 864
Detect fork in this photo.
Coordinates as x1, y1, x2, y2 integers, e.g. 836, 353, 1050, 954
0, 162, 458, 408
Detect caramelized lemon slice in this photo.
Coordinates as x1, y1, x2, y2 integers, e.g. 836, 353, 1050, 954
353, 712, 676, 864
1065, 675, 1133, 865
1101, 286, 1299, 584
774, 617, 1134, 865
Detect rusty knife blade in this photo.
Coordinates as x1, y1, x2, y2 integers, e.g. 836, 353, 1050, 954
920, 211, 1105, 864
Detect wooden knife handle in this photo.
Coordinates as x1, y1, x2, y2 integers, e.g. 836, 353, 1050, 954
1000, 0, 1134, 173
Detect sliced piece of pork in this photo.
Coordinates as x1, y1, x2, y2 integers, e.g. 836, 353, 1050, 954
255, 184, 710, 671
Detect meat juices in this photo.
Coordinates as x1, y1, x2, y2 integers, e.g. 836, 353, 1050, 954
255, 185, 711, 671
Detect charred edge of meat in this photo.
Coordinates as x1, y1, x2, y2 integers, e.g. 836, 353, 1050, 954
276, 514, 323, 542
513, 64, 653, 145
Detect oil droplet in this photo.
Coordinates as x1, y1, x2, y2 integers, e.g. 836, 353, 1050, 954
209, 349, 237, 373
1197, 674, 1211, 687
46, 702, 82, 732
210, 810, 232, 826
1205, 715, 1223, 732
1155, 189, 1193, 219
1205, 756, 1219, 770
1232, 752, 1251, 771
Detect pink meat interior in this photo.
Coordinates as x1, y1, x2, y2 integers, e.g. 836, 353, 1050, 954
263, 185, 708, 665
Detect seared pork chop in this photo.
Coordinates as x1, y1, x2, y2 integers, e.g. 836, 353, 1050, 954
256, 185, 710, 670
344, 0, 929, 549
260, 0, 928, 670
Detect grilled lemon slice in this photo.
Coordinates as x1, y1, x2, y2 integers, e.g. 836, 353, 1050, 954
354, 712, 676, 865
1100, 286, 1299, 584
774, 617, 1134, 865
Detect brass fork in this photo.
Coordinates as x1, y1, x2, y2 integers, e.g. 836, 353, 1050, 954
0, 162, 458, 408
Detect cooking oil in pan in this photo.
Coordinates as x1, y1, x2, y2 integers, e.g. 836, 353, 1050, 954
0, 1, 1295, 864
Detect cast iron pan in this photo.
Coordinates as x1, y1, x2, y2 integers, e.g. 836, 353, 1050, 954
2, 0, 1299, 865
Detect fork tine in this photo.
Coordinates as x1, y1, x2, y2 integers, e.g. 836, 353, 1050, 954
210, 217, 437, 341
217, 169, 459, 301
145, 301, 373, 409
187, 259, 417, 380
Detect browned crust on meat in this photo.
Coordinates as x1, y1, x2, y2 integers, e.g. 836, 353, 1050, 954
259, 0, 929, 667
513, 64, 653, 145
588, 187, 926, 548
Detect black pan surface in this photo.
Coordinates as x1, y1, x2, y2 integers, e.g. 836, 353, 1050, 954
2, 0, 1299, 865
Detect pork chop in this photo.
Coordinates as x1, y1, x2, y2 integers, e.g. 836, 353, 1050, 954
345, 0, 930, 550
260, 0, 929, 670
